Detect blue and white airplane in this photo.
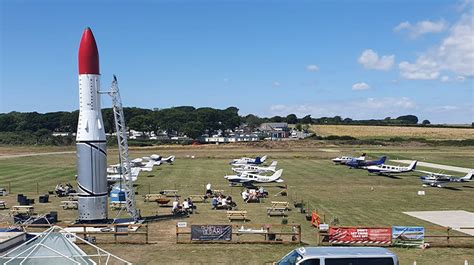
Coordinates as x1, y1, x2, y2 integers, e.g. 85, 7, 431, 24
230, 155, 267, 166
332, 153, 366, 165
224, 169, 283, 185
420, 170, 474, 188
367, 160, 417, 175
346, 156, 387, 169
232, 161, 278, 174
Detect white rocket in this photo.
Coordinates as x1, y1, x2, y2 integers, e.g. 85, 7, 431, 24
76, 27, 108, 222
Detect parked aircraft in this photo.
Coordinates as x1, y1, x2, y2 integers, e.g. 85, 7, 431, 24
419, 170, 474, 187
107, 159, 155, 174
107, 167, 141, 182
224, 169, 284, 185
346, 156, 387, 169
232, 161, 278, 174
143, 154, 175, 165
332, 153, 366, 165
230, 155, 267, 166
367, 161, 417, 175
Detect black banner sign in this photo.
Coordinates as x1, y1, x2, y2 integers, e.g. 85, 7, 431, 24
191, 225, 232, 241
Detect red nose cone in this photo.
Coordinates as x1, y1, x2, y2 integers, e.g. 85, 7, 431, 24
78, 27, 100, 74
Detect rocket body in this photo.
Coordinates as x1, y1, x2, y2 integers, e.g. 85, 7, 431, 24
76, 28, 108, 221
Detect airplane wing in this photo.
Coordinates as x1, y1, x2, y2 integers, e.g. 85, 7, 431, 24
416, 170, 452, 177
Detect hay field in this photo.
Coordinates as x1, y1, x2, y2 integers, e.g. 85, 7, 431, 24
0, 144, 472, 264
311, 125, 474, 140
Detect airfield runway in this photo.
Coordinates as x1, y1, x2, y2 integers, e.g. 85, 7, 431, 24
392, 160, 473, 173
0, 151, 75, 160
404, 210, 474, 236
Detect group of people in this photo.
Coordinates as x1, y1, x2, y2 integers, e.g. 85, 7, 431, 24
55, 183, 76, 197
172, 197, 195, 215
210, 194, 236, 210
241, 187, 267, 203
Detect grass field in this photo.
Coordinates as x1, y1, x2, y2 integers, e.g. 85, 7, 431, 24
0, 143, 473, 264
311, 125, 474, 140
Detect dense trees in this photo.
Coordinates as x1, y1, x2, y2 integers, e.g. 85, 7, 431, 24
0, 107, 428, 144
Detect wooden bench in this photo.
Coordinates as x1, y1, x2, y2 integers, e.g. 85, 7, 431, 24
110, 202, 126, 210
60, 200, 78, 210
227, 210, 247, 222
160, 190, 179, 197
188, 195, 207, 203
144, 194, 174, 202
11, 205, 34, 215
271, 201, 289, 210
0, 201, 6, 209
266, 207, 288, 217
213, 189, 225, 194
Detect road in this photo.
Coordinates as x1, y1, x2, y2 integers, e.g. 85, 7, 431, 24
392, 160, 473, 173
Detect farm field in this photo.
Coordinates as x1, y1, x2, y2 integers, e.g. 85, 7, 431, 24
0, 143, 472, 264
311, 124, 474, 140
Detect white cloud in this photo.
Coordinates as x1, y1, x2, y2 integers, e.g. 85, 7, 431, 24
306, 64, 320, 72
272, 81, 281, 87
358, 49, 395, 71
352, 82, 370, 90
399, 56, 440, 80
398, 10, 474, 80
394, 19, 448, 38
440, 75, 450, 82
456, 75, 466, 82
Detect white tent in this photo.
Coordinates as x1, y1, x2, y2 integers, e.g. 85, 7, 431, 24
1, 226, 130, 265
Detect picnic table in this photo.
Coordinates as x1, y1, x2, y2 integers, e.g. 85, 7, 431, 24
160, 190, 179, 197
266, 201, 289, 217
60, 200, 78, 210
188, 195, 207, 203
227, 210, 247, 222
110, 202, 126, 210
11, 205, 34, 215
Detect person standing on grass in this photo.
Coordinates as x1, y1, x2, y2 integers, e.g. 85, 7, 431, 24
172, 198, 179, 214
205, 183, 212, 196
183, 198, 190, 213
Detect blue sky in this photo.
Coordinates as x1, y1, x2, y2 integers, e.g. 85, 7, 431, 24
1, 0, 473, 123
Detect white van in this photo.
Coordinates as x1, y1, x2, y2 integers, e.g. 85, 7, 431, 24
276, 247, 398, 265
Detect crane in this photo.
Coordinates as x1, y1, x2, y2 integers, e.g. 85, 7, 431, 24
106, 75, 139, 221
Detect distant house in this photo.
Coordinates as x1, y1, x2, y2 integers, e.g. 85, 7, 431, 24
203, 134, 260, 144
259, 122, 289, 139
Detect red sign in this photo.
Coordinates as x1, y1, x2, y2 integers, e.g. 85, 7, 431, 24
329, 227, 391, 245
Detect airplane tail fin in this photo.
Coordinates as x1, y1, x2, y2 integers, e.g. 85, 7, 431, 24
269, 161, 278, 169
260, 155, 267, 163
408, 160, 417, 171
163, 156, 175, 163
270, 169, 283, 180
377, 156, 387, 165
461, 170, 474, 181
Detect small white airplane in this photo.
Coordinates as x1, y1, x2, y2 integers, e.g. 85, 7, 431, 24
143, 154, 175, 165
107, 167, 141, 182
419, 170, 474, 188
230, 155, 267, 166
107, 158, 155, 174
332, 153, 366, 165
224, 169, 284, 185
232, 161, 278, 174
367, 161, 417, 175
